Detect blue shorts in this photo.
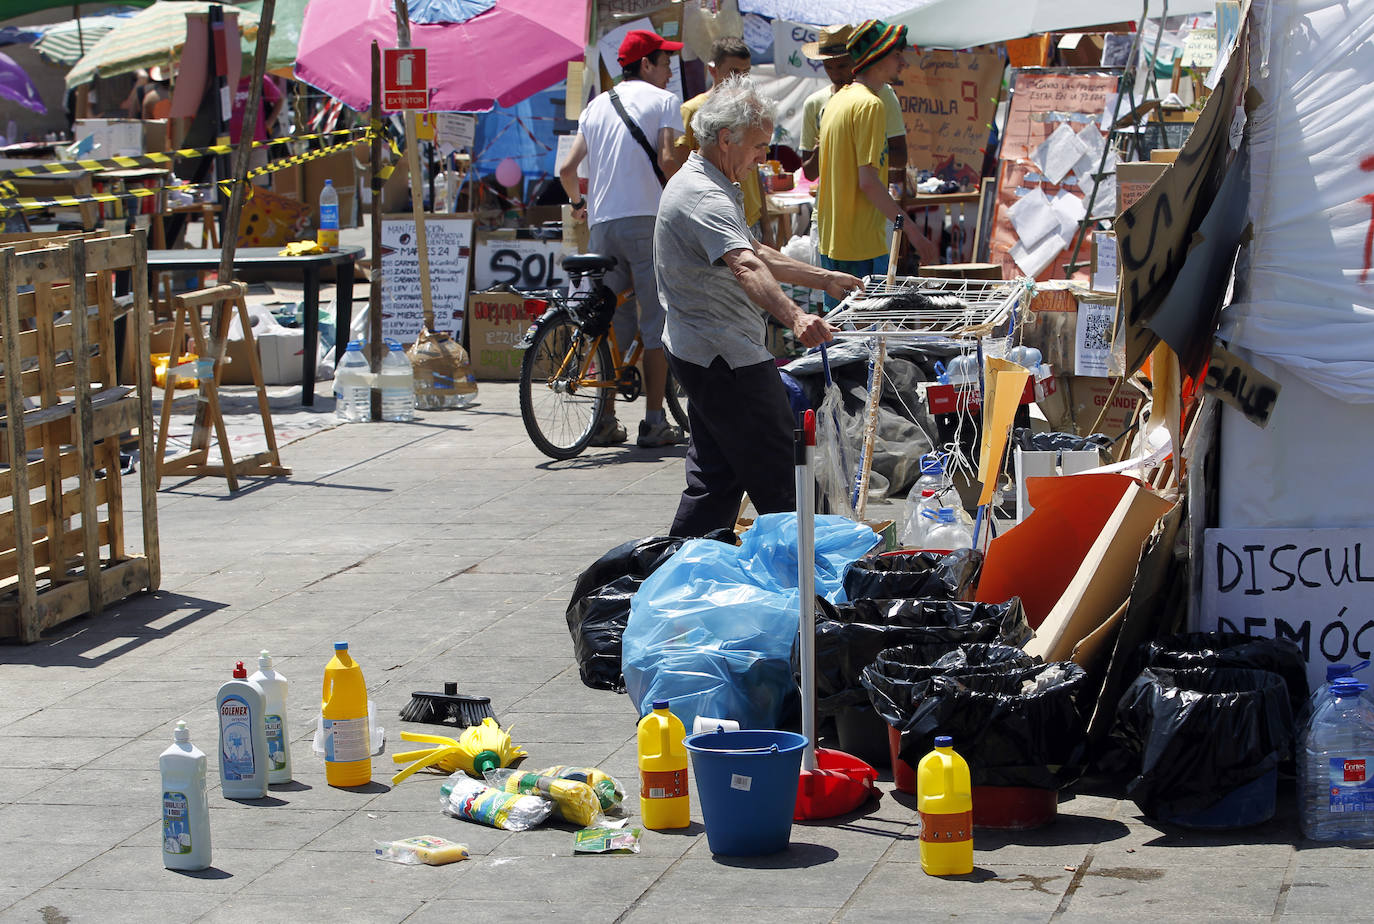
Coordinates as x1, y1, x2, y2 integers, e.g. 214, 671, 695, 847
820, 253, 889, 311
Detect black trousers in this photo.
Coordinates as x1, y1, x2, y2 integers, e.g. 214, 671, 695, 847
667, 351, 797, 537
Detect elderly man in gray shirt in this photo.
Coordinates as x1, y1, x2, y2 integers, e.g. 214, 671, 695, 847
656, 76, 864, 537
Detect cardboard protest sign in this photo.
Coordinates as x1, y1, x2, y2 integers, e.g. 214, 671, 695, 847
892, 48, 1003, 183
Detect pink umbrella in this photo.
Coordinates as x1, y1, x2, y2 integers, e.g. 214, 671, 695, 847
294, 0, 588, 113
0, 52, 45, 115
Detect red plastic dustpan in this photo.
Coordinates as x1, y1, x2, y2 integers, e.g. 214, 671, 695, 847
793, 408, 878, 821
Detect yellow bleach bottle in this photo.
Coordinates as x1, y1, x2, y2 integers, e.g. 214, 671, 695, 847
917, 735, 973, 876
637, 700, 689, 829
321, 641, 371, 787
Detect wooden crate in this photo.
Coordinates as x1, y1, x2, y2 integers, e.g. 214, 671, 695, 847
0, 232, 160, 642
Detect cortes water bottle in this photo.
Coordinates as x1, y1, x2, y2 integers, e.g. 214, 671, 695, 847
322, 641, 372, 788
378, 339, 415, 422
637, 700, 689, 829
333, 341, 372, 422
160, 721, 211, 871
1300, 677, 1374, 842
1303, 662, 1373, 725
248, 650, 291, 785
317, 178, 339, 251
917, 735, 973, 876
216, 661, 269, 799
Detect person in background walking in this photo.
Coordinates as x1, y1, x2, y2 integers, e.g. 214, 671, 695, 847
558, 29, 686, 448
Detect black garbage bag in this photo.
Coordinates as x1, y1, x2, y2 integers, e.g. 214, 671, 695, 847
1112, 666, 1295, 820
565, 531, 734, 691
842, 548, 983, 602
898, 661, 1090, 790
1138, 632, 1309, 722
1012, 427, 1113, 456
862, 642, 1037, 728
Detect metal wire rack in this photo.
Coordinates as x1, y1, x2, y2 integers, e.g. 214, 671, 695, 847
826, 275, 1026, 341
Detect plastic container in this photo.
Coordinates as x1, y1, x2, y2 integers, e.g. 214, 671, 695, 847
216, 661, 269, 799
160, 721, 211, 870
637, 700, 689, 830
684, 728, 806, 856
333, 341, 372, 423
248, 650, 291, 785
1300, 677, 1374, 842
321, 641, 372, 788
917, 735, 973, 876
914, 454, 952, 502
317, 178, 339, 251
900, 489, 940, 547
924, 506, 974, 551
1303, 662, 1373, 724
378, 339, 415, 422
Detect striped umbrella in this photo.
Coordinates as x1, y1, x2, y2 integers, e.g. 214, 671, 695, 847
34, 9, 142, 66
65, 0, 259, 89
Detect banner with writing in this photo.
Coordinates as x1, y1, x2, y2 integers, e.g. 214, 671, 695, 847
772, 20, 828, 79
473, 235, 570, 293
380, 215, 474, 344
892, 48, 1002, 183
1201, 527, 1374, 694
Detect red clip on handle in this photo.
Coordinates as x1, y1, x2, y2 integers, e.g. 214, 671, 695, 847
803, 409, 816, 447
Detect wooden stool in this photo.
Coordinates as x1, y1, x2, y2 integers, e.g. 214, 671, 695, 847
155, 281, 290, 491
151, 203, 222, 321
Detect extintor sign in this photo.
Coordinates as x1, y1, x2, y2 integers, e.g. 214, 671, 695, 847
383, 47, 429, 110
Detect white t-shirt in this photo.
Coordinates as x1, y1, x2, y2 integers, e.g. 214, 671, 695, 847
577, 79, 683, 226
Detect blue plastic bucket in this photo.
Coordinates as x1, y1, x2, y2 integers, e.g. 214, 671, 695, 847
684, 728, 807, 856
1157, 767, 1278, 829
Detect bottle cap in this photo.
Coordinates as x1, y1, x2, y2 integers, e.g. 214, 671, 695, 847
471, 750, 500, 776
935, 735, 952, 748
1328, 664, 1355, 683
334, 641, 349, 650
325, 178, 333, 186
921, 490, 936, 498
1332, 677, 1369, 695
258, 649, 273, 669
232, 660, 247, 679
920, 454, 942, 476
346, 341, 362, 351
652, 700, 670, 711
174, 720, 190, 743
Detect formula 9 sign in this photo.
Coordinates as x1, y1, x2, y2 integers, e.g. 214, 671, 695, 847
472, 237, 568, 293
1200, 527, 1374, 692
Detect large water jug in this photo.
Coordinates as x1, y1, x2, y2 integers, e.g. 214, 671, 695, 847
1300, 677, 1374, 842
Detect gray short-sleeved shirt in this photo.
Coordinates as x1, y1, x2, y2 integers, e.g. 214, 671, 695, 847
655, 151, 772, 370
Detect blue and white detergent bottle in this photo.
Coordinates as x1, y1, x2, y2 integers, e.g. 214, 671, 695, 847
216, 661, 269, 799
160, 720, 211, 871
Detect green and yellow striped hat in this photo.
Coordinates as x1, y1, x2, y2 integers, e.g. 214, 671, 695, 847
847, 19, 909, 72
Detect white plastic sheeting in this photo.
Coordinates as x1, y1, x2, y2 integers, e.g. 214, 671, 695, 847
1219, 0, 1374, 402
889, 0, 1215, 50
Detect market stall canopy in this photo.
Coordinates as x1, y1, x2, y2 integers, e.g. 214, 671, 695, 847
0, 0, 152, 20
889, 0, 1216, 49
0, 51, 45, 113
293, 0, 588, 113
65, 0, 260, 89
34, 8, 142, 66
238, 0, 305, 77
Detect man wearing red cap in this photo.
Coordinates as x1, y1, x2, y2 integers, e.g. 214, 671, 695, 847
558, 29, 686, 448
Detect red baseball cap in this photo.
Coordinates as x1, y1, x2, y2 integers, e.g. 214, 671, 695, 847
617, 29, 684, 67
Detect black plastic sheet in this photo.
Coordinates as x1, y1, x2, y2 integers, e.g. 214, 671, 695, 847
841, 549, 982, 602
862, 643, 1037, 727
1137, 631, 1309, 722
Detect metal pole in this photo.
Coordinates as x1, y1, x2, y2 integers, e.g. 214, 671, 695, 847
369, 41, 383, 421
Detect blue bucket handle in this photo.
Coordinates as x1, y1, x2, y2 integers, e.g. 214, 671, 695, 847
709, 727, 780, 754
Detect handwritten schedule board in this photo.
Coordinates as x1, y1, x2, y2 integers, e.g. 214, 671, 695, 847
380, 215, 474, 344
1200, 527, 1374, 694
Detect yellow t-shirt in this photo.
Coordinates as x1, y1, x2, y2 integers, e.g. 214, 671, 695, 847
817, 83, 889, 261
679, 91, 763, 228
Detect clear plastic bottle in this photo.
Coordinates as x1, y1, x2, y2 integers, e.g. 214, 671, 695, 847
378, 339, 415, 422
1304, 663, 1373, 724
317, 178, 339, 251
924, 505, 975, 551
914, 454, 953, 502
248, 650, 291, 786
333, 341, 372, 422
900, 489, 940, 547
160, 721, 211, 871
1300, 677, 1374, 842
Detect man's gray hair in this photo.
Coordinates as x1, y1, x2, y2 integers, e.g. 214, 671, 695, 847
691, 75, 777, 147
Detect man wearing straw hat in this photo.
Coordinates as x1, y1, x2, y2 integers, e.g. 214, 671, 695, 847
816, 20, 937, 308
655, 76, 863, 537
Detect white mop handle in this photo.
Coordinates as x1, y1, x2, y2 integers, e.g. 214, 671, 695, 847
797, 410, 818, 773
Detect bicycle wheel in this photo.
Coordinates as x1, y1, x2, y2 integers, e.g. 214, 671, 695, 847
665, 365, 690, 434
519, 316, 613, 460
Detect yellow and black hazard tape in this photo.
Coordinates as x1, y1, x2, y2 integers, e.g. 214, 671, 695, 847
0, 126, 375, 181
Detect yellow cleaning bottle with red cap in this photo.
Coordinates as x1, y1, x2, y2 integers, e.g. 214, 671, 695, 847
917, 735, 973, 875
637, 701, 689, 829
321, 641, 371, 787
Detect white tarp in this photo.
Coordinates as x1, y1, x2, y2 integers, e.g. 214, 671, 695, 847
890, 0, 1214, 50
1218, 0, 1374, 402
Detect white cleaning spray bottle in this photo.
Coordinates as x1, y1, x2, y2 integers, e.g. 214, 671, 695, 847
216, 661, 269, 799
160, 721, 212, 870
248, 650, 292, 785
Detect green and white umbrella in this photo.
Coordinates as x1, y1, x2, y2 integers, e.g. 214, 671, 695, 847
65, 0, 259, 89
34, 9, 142, 66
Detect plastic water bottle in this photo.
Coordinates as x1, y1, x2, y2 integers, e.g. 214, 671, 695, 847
248, 650, 291, 785
317, 178, 339, 251
160, 721, 211, 870
1304, 663, 1373, 724
901, 489, 940, 547
216, 662, 269, 799
1300, 677, 1374, 842
378, 339, 415, 422
333, 341, 372, 422
321, 641, 372, 788
914, 454, 953, 503
637, 700, 689, 830
917, 735, 973, 876
925, 506, 975, 551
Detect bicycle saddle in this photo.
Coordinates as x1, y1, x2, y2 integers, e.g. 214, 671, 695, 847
562, 253, 618, 274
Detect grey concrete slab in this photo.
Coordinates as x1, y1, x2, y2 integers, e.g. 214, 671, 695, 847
1058, 862, 1288, 916
0, 888, 226, 923
194, 893, 422, 924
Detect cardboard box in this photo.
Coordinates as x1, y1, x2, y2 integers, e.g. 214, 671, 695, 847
1065, 375, 1142, 437
302, 148, 357, 229
74, 118, 144, 157
1116, 161, 1169, 215
467, 289, 546, 381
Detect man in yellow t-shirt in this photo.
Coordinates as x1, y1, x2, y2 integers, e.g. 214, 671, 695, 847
816, 20, 936, 309
678, 37, 766, 236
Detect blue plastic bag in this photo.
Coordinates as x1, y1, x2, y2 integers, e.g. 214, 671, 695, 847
622, 513, 879, 731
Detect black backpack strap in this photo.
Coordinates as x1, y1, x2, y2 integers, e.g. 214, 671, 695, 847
608, 87, 667, 188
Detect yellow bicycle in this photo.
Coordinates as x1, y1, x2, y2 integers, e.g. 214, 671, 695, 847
516, 254, 688, 460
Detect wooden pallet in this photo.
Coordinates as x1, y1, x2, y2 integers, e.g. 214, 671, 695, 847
0, 232, 160, 642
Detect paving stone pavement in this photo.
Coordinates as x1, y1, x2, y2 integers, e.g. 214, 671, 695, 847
0, 381, 1362, 923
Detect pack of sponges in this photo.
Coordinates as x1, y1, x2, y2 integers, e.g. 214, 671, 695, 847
484, 765, 626, 827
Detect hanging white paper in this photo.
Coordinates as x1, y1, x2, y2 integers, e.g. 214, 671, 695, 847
1007, 187, 1059, 251
1034, 123, 1089, 185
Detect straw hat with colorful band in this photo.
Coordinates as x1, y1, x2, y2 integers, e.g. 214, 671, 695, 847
847, 19, 908, 72
618, 29, 684, 67
800, 24, 855, 61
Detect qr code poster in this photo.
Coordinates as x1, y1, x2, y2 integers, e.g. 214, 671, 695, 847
1075, 300, 1116, 376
